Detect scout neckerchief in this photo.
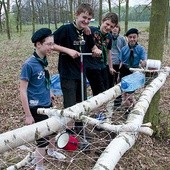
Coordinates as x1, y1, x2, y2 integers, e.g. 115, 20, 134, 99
128, 43, 137, 68
73, 21, 85, 52
93, 27, 110, 65
33, 51, 51, 89
112, 34, 118, 48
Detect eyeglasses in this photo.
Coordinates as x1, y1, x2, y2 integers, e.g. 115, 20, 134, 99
43, 42, 55, 46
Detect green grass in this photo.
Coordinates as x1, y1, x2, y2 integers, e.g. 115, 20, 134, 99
0, 21, 150, 42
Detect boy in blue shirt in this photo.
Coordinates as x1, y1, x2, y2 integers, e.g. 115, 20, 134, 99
20, 28, 65, 170
119, 28, 147, 117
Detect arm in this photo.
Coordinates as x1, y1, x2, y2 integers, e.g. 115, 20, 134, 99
52, 44, 80, 59
108, 50, 116, 75
91, 45, 102, 57
140, 46, 147, 67
20, 80, 35, 125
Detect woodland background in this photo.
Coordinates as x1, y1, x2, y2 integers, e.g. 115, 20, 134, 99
0, 0, 170, 169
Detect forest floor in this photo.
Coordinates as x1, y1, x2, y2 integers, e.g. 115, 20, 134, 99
0, 30, 170, 170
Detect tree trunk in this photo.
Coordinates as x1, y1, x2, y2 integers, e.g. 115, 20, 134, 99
15, 0, 22, 33
125, 0, 129, 33
118, 0, 121, 21
108, 0, 111, 12
2, 0, 10, 39
0, 1, 3, 33
99, 0, 102, 26
31, 0, 35, 34
165, 0, 169, 44
69, 0, 73, 22
46, 0, 50, 28
146, 0, 168, 136
53, 0, 58, 29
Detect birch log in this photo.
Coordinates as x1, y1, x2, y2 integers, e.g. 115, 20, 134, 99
0, 116, 70, 154
7, 152, 34, 170
0, 84, 121, 154
1, 68, 170, 170
38, 84, 122, 119
81, 115, 153, 136
92, 68, 170, 170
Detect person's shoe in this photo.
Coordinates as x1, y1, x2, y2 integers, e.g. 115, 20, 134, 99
123, 109, 130, 119
47, 149, 66, 160
66, 128, 75, 135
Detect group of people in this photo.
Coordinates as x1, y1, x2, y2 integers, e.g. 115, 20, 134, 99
19, 3, 147, 170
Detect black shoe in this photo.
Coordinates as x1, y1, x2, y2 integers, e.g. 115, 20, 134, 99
66, 128, 75, 135
123, 109, 130, 119
77, 130, 93, 140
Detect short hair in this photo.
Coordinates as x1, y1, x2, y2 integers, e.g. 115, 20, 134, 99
76, 3, 94, 17
116, 24, 121, 33
102, 12, 118, 25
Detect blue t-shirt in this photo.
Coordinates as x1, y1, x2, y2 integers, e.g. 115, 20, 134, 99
20, 55, 51, 108
119, 44, 147, 68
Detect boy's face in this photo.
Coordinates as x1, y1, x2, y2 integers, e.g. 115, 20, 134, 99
75, 12, 92, 30
112, 25, 120, 35
100, 19, 116, 35
127, 34, 138, 46
38, 36, 54, 56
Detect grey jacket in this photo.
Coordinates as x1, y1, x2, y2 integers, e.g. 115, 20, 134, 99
111, 35, 127, 65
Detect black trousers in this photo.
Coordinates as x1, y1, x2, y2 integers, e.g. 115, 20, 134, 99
30, 104, 52, 148
86, 67, 109, 96
108, 64, 120, 88
60, 78, 87, 108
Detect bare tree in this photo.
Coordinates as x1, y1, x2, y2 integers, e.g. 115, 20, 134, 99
165, 0, 169, 44
69, 0, 73, 22
99, 0, 102, 25
15, 0, 22, 33
108, 0, 111, 12
145, 0, 169, 136
0, 1, 3, 32
2, 0, 10, 39
118, 0, 126, 21
46, 0, 50, 28
31, 0, 35, 34
52, 0, 58, 29
124, 0, 129, 33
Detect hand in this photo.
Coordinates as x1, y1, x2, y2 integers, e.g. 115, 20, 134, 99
67, 49, 80, 59
25, 115, 35, 125
109, 68, 117, 75
83, 26, 91, 35
92, 48, 102, 57
140, 60, 146, 68
51, 93, 55, 100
